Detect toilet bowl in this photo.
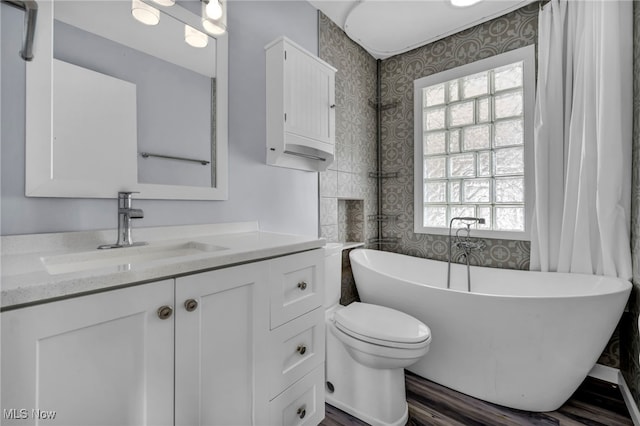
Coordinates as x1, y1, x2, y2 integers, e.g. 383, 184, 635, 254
332, 302, 430, 368
323, 244, 431, 426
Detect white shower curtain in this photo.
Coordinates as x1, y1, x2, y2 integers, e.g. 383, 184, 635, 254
530, 0, 633, 279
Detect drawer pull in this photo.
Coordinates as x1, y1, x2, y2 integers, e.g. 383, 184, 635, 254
157, 305, 173, 320
297, 281, 308, 291
184, 299, 198, 312
296, 344, 307, 355
297, 406, 306, 419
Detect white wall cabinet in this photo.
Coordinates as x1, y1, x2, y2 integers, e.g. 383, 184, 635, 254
1, 250, 325, 426
266, 37, 336, 172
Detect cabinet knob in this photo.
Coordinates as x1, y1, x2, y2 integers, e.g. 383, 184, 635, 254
297, 281, 307, 291
184, 299, 198, 312
296, 344, 307, 355
157, 305, 173, 320
297, 406, 306, 419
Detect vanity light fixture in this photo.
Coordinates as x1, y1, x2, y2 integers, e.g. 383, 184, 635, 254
202, 18, 226, 35
201, 0, 226, 35
150, 0, 175, 6
450, 0, 483, 7
205, 0, 223, 20
185, 25, 208, 48
131, 0, 160, 25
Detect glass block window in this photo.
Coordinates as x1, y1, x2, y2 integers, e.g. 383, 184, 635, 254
414, 47, 534, 236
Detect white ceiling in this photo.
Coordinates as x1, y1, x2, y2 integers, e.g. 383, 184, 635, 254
307, 0, 536, 59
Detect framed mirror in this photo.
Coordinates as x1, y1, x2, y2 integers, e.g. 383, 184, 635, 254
26, 0, 228, 200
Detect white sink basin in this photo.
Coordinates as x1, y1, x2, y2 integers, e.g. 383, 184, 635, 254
41, 241, 228, 275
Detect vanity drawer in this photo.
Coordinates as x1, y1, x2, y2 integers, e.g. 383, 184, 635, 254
269, 365, 325, 426
268, 307, 325, 399
270, 249, 324, 329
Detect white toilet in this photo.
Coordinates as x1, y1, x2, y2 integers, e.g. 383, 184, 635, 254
324, 244, 431, 426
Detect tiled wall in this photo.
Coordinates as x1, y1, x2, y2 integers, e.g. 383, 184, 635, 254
378, 3, 537, 267
318, 13, 377, 245
338, 200, 365, 242
340, 247, 360, 306
622, 0, 640, 409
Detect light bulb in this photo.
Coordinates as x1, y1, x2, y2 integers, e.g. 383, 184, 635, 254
205, 0, 222, 20
185, 25, 208, 48
132, 0, 160, 25
450, 0, 483, 7
151, 0, 175, 6
202, 18, 226, 35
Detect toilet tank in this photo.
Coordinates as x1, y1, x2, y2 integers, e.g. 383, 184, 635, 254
324, 243, 343, 307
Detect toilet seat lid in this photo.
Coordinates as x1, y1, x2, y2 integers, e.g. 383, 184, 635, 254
334, 302, 430, 345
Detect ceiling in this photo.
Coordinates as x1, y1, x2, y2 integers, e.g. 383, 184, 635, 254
307, 0, 536, 59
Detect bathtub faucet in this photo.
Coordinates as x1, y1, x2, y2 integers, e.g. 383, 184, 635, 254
451, 217, 485, 226
447, 217, 486, 292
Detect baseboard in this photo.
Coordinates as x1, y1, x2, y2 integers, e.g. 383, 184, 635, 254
588, 364, 640, 426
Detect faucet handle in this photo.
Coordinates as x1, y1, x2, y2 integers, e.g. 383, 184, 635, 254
118, 191, 140, 198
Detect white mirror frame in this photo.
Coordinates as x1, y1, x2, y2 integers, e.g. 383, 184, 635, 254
25, 0, 228, 200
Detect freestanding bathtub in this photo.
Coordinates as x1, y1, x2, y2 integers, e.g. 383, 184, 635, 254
349, 248, 631, 412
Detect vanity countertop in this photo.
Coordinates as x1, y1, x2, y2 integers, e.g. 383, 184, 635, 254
1, 222, 325, 310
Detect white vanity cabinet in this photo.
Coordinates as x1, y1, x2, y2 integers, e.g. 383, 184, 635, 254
1, 248, 326, 426
266, 36, 336, 172
261, 249, 326, 426
174, 262, 269, 426
1, 280, 175, 426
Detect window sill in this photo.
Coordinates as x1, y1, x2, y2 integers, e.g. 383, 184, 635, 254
414, 226, 530, 241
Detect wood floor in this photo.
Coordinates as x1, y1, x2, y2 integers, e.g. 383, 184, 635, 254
320, 371, 633, 426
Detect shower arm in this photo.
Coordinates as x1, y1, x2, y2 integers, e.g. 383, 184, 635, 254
2, 0, 38, 61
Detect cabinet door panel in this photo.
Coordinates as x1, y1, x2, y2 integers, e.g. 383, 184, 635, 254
175, 262, 269, 426
284, 46, 335, 144
267, 308, 325, 399
268, 365, 325, 426
270, 249, 324, 329
1, 280, 174, 426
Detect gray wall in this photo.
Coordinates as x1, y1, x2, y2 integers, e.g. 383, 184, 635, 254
1, 1, 319, 237
318, 12, 378, 247
318, 13, 378, 306
378, 3, 537, 269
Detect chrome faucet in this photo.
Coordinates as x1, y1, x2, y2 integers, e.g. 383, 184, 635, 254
447, 217, 486, 292
98, 192, 147, 249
